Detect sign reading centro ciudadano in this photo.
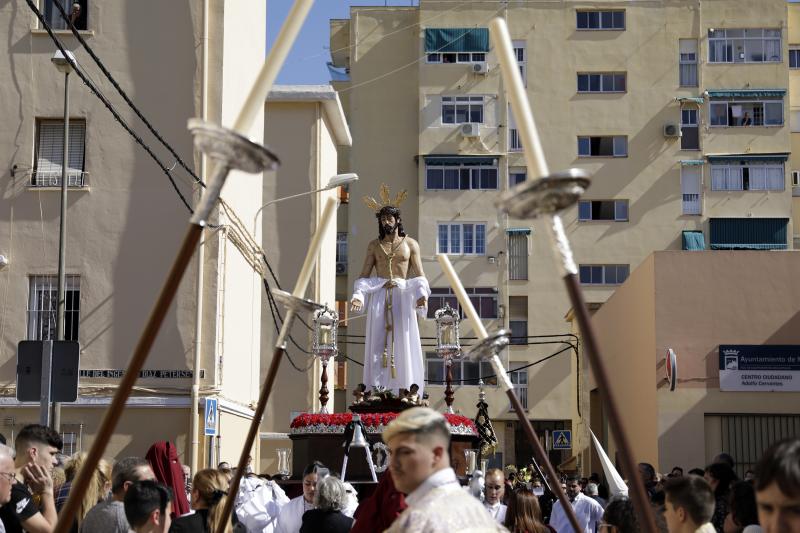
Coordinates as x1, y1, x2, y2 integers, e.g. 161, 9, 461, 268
719, 345, 800, 392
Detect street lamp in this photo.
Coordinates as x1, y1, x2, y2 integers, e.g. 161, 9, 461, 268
252, 172, 358, 235
47, 49, 77, 430
312, 306, 338, 413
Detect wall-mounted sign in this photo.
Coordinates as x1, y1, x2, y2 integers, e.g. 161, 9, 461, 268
79, 369, 205, 379
719, 345, 800, 392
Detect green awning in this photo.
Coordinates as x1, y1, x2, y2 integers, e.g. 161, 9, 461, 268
706, 153, 790, 163
710, 218, 788, 250
422, 155, 497, 166
424, 28, 489, 53
680, 160, 705, 166
707, 89, 786, 99
675, 97, 705, 104
506, 228, 532, 235
682, 231, 705, 251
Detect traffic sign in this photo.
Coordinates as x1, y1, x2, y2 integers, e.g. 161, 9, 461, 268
204, 398, 218, 436
552, 430, 572, 450
17, 341, 80, 402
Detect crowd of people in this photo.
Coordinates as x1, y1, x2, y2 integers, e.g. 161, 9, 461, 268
0, 411, 797, 533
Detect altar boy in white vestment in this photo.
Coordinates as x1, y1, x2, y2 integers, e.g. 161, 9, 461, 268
382, 407, 507, 533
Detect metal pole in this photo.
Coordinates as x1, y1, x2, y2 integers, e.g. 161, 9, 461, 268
39, 341, 53, 426
52, 68, 70, 432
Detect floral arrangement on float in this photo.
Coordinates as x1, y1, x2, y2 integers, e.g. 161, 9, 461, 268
289, 412, 478, 436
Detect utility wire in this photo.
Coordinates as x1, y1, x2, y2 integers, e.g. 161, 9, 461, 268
23, 0, 196, 212
48, 0, 204, 190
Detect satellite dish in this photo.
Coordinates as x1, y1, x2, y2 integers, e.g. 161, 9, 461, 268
666, 348, 677, 391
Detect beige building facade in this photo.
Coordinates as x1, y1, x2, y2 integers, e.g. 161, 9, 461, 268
0, 1, 284, 471
586, 251, 800, 477
331, 0, 795, 468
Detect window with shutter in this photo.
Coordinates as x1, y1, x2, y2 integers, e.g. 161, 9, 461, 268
33, 119, 87, 187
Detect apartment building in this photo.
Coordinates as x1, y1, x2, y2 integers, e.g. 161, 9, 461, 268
0, 1, 272, 470
330, 0, 793, 468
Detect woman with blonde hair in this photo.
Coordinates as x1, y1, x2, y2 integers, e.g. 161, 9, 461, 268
62, 452, 111, 532
169, 468, 231, 533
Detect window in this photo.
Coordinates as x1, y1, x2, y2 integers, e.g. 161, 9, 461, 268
708, 29, 781, 63
578, 200, 629, 221
33, 119, 87, 187
792, 170, 800, 187
681, 166, 702, 215
681, 108, 699, 150
710, 163, 784, 191
43, 0, 87, 31
509, 169, 526, 187
577, 73, 626, 93
578, 136, 627, 157
576, 10, 624, 30
60, 431, 79, 456
427, 52, 486, 64
507, 231, 529, 280
426, 164, 498, 190
336, 232, 347, 275
710, 218, 788, 250
509, 364, 528, 411
790, 48, 800, 69
508, 107, 522, 152
579, 264, 630, 285
513, 41, 526, 84
792, 110, 800, 132
709, 100, 784, 127
710, 414, 800, 479
508, 296, 527, 345
442, 96, 484, 124
425, 352, 496, 386
679, 39, 698, 86
437, 223, 486, 255
427, 287, 498, 319
27, 275, 80, 341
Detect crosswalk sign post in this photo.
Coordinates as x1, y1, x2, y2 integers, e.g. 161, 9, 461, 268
552, 430, 572, 450
204, 398, 218, 436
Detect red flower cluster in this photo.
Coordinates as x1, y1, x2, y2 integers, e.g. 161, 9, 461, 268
290, 412, 477, 432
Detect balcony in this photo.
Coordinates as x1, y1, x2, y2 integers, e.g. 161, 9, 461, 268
682, 193, 702, 215
30, 170, 87, 188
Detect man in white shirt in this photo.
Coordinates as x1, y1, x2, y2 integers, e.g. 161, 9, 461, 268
483, 469, 507, 524
383, 407, 506, 533
662, 475, 716, 533
549, 476, 603, 533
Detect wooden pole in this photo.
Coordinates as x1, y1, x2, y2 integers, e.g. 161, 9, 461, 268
489, 16, 658, 533
437, 255, 583, 533
55, 224, 203, 533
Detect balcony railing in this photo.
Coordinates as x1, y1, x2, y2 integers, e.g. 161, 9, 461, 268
30, 170, 88, 188
682, 193, 702, 215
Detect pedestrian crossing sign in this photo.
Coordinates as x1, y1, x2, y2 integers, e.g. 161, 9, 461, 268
552, 430, 572, 450
204, 398, 218, 436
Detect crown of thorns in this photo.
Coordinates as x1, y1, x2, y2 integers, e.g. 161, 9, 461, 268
362, 184, 408, 212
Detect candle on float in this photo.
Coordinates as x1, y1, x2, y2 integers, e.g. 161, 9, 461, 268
489, 17, 549, 180
232, 0, 315, 135
436, 254, 487, 340
293, 197, 337, 298
441, 324, 454, 346
319, 326, 331, 346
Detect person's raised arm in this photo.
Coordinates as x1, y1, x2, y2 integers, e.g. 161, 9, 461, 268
21, 463, 56, 533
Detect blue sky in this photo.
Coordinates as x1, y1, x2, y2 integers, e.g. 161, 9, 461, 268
268, 0, 418, 85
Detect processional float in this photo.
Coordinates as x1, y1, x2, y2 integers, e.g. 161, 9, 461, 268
55, 1, 319, 532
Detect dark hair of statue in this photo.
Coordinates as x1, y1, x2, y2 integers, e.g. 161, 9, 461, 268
377, 206, 406, 240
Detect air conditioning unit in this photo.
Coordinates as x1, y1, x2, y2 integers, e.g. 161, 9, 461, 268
663, 123, 682, 137
461, 123, 481, 137
336, 262, 346, 275
472, 62, 489, 74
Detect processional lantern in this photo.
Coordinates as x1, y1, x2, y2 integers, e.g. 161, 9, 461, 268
434, 303, 461, 413
312, 306, 339, 414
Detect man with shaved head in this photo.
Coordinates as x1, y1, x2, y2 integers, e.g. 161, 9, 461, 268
382, 407, 505, 533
